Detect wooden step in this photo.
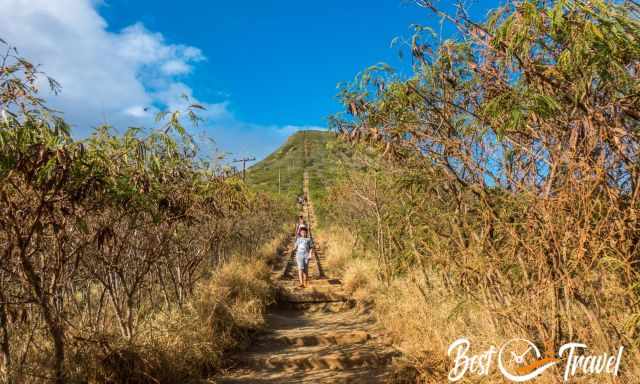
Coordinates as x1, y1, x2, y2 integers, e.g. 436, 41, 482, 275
238, 347, 396, 372
276, 278, 342, 287
277, 286, 349, 303
262, 331, 370, 347
216, 368, 391, 384
277, 300, 354, 312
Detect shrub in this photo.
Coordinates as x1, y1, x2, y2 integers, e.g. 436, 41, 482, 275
328, 1, 640, 381
0, 41, 287, 383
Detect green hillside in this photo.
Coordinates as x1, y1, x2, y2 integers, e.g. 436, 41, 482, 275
246, 130, 355, 223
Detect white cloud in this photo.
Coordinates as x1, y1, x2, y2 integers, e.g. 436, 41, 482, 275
0, 0, 324, 161
116, 23, 204, 69
0, 0, 205, 132
161, 60, 191, 75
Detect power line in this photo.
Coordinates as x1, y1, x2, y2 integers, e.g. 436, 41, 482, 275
232, 156, 256, 181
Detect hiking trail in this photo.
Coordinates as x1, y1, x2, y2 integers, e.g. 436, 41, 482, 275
215, 171, 397, 383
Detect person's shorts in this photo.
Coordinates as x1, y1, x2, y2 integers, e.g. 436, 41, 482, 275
296, 254, 309, 273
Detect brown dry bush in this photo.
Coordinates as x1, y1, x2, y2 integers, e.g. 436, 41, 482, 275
0, 42, 287, 383
328, 0, 640, 382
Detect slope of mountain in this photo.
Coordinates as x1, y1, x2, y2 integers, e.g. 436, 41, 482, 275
246, 130, 355, 222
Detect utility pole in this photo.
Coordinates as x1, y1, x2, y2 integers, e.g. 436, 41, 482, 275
232, 156, 255, 181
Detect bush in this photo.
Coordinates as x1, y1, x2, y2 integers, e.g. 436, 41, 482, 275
0, 41, 287, 383
328, 1, 640, 381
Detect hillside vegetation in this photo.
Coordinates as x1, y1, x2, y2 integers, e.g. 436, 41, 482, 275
246, 130, 359, 223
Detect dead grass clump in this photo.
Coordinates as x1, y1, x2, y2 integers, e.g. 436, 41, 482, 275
342, 258, 379, 303
257, 230, 289, 267
316, 226, 357, 273
210, 258, 274, 329
373, 274, 499, 381
317, 226, 379, 303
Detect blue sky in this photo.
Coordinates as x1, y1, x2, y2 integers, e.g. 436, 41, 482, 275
0, 0, 501, 161
99, 1, 435, 129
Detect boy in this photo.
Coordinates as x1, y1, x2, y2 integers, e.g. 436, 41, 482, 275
293, 225, 313, 287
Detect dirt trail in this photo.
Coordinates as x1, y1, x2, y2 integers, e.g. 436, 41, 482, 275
215, 171, 396, 383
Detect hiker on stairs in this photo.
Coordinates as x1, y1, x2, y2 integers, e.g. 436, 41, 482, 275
294, 215, 307, 238
293, 225, 313, 288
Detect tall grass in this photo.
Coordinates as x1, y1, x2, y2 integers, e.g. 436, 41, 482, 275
321, 223, 640, 383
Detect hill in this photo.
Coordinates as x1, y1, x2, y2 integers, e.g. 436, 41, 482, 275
246, 130, 355, 223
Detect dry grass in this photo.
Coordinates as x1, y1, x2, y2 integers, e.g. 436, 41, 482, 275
341, 259, 379, 303
373, 273, 505, 382
316, 227, 379, 303
257, 227, 290, 267
62, 255, 276, 384
315, 226, 356, 273
373, 274, 637, 383
323, 225, 640, 383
